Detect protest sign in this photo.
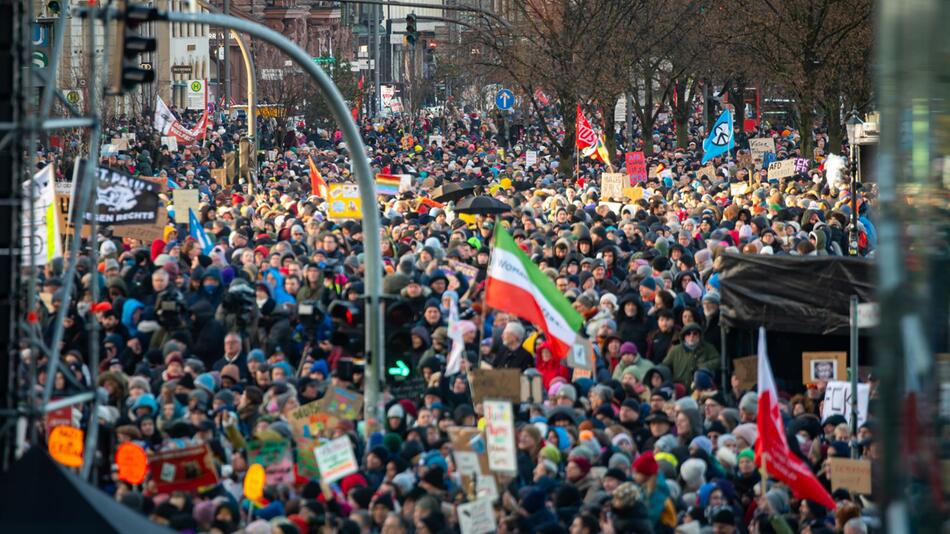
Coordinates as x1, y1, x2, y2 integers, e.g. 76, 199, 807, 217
288, 399, 340, 439
243, 464, 266, 501
749, 137, 775, 162
732, 356, 757, 392
802, 351, 847, 384
483, 400, 517, 474
390, 377, 426, 400
327, 184, 362, 220
112, 207, 168, 242
767, 159, 797, 180
115, 442, 149, 485
428, 135, 444, 147
821, 380, 870, 427
44, 404, 73, 440
79, 167, 161, 226
173, 189, 200, 224
525, 150, 538, 166
48, 425, 83, 468
469, 369, 521, 406
565, 337, 594, 371
316, 386, 363, 420
475, 473, 499, 502
449, 426, 490, 477
625, 151, 647, 183
149, 445, 218, 493
624, 186, 644, 201
697, 164, 717, 181
294, 436, 321, 478
161, 136, 178, 152
457, 499, 497, 534
112, 137, 129, 151
449, 259, 480, 284
314, 436, 359, 483
730, 183, 749, 196
828, 458, 872, 494
22, 165, 61, 266
600, 172, 626, 200
247, 440, 295, 486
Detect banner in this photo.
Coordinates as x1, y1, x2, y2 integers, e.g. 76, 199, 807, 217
483, 400, 517, 474
314, 436, 359, 483
154, 96, 208, 145
149, 445, 219, 493
21, 164, 61, 266
112, 207, 169, 242
247, 440, 295, 486
625, 151, 647, 183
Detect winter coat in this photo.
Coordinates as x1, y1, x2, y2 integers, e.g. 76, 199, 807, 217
661, 340, 720, 386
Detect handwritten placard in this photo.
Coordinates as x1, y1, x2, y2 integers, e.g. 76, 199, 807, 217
600, 173, 626, 200
828, 457, 872, 494
470, 369, 521, 406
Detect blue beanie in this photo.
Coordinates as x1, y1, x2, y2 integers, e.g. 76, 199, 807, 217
423, 450, 448, 472
195, 373, 217, 393
310, 359, 329, 378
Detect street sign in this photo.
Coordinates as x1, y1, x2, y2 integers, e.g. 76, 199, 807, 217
495, 88, 513, 110
312, 56, 336, 64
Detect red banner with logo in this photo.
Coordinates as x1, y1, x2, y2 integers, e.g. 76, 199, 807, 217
149, 445, 219, 493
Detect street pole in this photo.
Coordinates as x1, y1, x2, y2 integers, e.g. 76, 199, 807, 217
849, 295, 859, 458
163, 10, 386, 437
373, 4, 381, 116
223, 0, 230, 107
849, 141, 858, 255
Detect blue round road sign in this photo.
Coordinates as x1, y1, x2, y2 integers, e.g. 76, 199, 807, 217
495, 89, 514, 110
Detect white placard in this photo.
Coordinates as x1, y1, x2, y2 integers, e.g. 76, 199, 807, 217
525, 150, 538, 166
475, 473, 499, 501
453, 451, 480, 476
855, 302, 879, 328
457, 499, 497, 534
314, 436, 359, 483
172, 189, 199, 224
483, 400, 516, 474
161, 136, 178, 152
821, 380, 870, 427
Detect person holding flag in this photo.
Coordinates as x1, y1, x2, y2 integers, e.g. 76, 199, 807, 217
189, 208, 215, 255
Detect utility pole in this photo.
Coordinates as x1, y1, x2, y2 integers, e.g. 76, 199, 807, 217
223, 0, 231, 107
372, 3, 381, 116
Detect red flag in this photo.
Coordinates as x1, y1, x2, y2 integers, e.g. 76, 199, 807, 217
308, 156, 328, 198
576, 105, 597, 150
755, 327, 836, 510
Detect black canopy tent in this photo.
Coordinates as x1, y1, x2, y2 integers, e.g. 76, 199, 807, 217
0, 447, 174, 533
718, 253, 875, 387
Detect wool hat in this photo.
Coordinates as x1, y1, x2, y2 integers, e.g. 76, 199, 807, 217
632, 451, 659, 477
619, 341, 638, 355
568, 455, 592, 477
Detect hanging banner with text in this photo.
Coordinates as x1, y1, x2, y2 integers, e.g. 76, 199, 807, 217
80, 166, 160, 226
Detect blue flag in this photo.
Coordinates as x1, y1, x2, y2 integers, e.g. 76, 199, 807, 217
701, 109, 734, 164
189, 208, 214, 254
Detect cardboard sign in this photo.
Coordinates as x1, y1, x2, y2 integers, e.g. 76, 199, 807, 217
821, 380, 870, 427
448, 260, 479, 284
288, 400, 340, 439
802, 351, 847, 384
243, 464, 266, 501
449, 426, 490, 477
483, 400, 517, 474
828, 457, 872, 494
697, 164, 717, 181
115, 442, 148, 485
730, 183, 749, 196
525, 150, 538, 166
48, 425, 84, 468
316, 386, 363, 420
469, 369, 522, 406
767, 159, 797, 180
565, 337, 594, 371
247, 440, 294, 486
149, 445, 219, 493
173, 189, 199, 224
732, 356, 757, 392
428, 135, 444, 147
457, 498, 497, 534
314, 436, 359, 483
112, 207, 168, 242
625, 151, 647, 183
327, 183, 362, 220
112, 137, 130, 151
600, 172, 626, 200
749, 137, 775, 162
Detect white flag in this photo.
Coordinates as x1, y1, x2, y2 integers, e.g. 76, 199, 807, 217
445, 297, 465, 376
153, 96, 176, 135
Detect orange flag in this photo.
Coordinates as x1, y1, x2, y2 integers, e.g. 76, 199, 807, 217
308, 156, 328, 198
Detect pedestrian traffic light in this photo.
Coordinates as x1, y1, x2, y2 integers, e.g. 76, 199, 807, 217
109, 0, 159, 95
405, 13, 417, 45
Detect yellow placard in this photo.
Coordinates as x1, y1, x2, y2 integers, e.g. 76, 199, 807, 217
49, 425, 84, 468
326, 184, 362, 220
244, 463, 266, 501
624, 186, 644, 201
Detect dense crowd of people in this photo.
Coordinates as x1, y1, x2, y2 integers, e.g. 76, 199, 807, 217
21, 97, 881, 534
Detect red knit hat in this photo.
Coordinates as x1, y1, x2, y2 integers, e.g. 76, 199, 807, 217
632, 450, 659, 477
568, 455, 591, 477
340, 472, 368, 496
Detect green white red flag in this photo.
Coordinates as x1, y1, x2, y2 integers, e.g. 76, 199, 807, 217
485, 225, 584, 358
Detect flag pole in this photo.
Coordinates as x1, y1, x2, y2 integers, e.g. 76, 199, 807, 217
760, 452, 768, 497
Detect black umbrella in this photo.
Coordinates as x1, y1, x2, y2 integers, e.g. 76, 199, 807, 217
455, 195, 512, 215
430, 182, 475, 203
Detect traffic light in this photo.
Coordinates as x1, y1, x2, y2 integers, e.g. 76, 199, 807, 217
383, 300, 414, 386
405, 13, 417, 45
109, 0, 159, 95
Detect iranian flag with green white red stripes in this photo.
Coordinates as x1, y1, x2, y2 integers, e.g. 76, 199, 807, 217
485, 225, 584, 358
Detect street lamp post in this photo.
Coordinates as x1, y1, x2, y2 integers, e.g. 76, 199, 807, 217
845, 110, 863, 256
